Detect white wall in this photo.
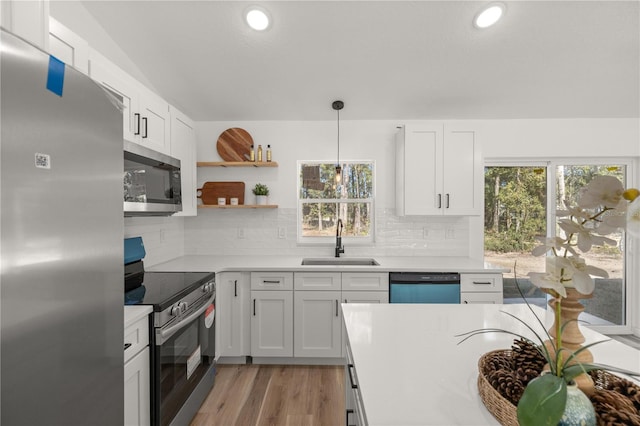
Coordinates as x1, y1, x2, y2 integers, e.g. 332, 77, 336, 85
185, 118, 639, 260
190, 120, 473, 259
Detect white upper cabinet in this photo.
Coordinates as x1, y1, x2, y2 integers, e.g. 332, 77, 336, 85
89, 49, 170, 155
48, 17, 88, 74
396, 123, 482, 216
1, 0, 49, 50
170, 106, 197, 216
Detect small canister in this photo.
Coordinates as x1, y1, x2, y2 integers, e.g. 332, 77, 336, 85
230, 197, 239, 206
217, 197, 226, 205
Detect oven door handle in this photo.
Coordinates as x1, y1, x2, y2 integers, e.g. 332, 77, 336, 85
156, 294, 215, 345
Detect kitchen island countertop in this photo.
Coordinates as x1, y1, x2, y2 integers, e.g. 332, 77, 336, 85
149, 255, 507, 274
342, 303, 640, 425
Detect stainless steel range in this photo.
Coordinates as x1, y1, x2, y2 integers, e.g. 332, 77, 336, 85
125, 238, 216, 426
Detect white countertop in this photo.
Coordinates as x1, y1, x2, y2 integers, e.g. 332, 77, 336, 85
342, 303, 640, 425
149, 255, 507, 273
124, 305, 152, 328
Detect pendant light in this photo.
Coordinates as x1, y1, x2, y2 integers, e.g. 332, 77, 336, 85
332, 100, 344, 183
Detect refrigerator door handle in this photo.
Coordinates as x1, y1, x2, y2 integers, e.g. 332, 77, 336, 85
156, 294, 214, 345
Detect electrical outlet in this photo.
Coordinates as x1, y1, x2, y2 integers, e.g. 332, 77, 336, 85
278, 227, 286, 239
237, 228, 245, 239
445, 228, 455, 239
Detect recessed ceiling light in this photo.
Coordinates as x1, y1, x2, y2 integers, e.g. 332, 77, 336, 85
245, 7, 271, 31
474, 3, 505, 29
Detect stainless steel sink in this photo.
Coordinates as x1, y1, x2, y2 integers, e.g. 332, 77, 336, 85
301, 257, 380, 266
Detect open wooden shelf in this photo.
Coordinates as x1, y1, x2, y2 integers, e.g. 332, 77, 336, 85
198, 204, 278, 209
197, 161, 278, 168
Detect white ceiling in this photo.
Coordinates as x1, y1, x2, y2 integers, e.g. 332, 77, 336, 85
79, 1, 639, 121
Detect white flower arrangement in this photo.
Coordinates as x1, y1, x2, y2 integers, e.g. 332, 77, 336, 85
527, 175, 639, 297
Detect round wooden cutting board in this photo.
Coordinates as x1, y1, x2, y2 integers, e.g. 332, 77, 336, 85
216, 128, 253, 161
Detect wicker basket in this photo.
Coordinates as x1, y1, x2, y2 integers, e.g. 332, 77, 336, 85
477, 350, 519, 426
478, 349, 640, 426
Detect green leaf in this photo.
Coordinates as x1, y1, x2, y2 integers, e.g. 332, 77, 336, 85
517, 374, 567, 426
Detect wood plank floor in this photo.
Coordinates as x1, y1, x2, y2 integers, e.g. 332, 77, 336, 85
190, 364, 345, 426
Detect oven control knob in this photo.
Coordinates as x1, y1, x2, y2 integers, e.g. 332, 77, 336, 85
203, 282, 213, 293
171, 304, 181, 316
179, 302, 188, 313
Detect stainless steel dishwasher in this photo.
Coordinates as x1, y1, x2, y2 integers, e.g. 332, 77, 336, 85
389, 272, 461, 303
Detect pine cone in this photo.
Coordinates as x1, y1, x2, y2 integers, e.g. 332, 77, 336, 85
511, 338, 546, 374
488, 368, 525, 405
591, 389, 640, 426
483, 353, 512, 375
515, 366, 541, 386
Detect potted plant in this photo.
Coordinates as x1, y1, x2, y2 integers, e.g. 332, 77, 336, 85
252, 183, 269, 205
459, 176, 640, 426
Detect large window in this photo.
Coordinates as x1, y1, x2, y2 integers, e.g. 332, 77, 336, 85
485, 160, 633, 332
297, 161, 374, 244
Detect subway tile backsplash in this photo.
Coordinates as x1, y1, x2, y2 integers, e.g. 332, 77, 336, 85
126, 209, 470, 266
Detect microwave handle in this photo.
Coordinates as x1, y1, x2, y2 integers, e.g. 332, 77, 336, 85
156, 293, 214, 345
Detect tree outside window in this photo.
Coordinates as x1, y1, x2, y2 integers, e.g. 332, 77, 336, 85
298, 162, 374, 243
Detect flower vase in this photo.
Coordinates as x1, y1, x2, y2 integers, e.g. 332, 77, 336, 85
558, 382, 596, 426
544, 287, 595, 396
256, 195, 268, 205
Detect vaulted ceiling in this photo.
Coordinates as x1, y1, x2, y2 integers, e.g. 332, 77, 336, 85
78, 1, 639, 121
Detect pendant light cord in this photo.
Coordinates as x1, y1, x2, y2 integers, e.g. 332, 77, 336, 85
336, 107, 340, 167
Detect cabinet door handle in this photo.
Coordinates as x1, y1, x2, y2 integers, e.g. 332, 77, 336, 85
346, 409, 355, 426
263, 280, 281, 284
437, 193, 442, 209
234, 280, 238, 297
472, 281, 492, 285
253, 299, 256, 316
464, 301, 468, 304
336, 300, 339, 317
141, 117, 148, 138
446, 193, 450, 208
347, 364, 358, 389
124, 343, 132, 351
134, 113, 140, 135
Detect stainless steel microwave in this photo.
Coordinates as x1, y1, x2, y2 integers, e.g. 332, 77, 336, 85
124, 141, 182, 216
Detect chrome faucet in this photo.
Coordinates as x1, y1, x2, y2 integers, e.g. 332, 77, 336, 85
335, 219, 345, 257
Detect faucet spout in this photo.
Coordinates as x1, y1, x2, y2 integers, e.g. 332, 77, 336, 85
335, 219, 345, 257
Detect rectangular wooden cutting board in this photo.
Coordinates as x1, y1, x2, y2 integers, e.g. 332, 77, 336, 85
197, 181, 245, 205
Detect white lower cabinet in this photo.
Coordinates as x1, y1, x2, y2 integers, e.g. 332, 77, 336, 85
124, 347, 151, 426
251, 290, 294, 357
460, 273, 503, 305
124, 313, 150, 426
294, 290, 343, 357
217, 272, 250, 361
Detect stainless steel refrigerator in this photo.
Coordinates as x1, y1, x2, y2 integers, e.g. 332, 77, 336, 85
1, 29, 124, 424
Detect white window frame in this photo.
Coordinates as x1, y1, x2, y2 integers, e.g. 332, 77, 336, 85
296, 160, 375, 246
485, 157, 637, 335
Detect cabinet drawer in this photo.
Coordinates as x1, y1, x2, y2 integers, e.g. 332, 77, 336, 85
461, 292, 503, 304
460, 274, 503, 292
342, 272, 389, 291
124, 315, 149, 363
251, 272, 293, 290
294, 272, 341, 291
